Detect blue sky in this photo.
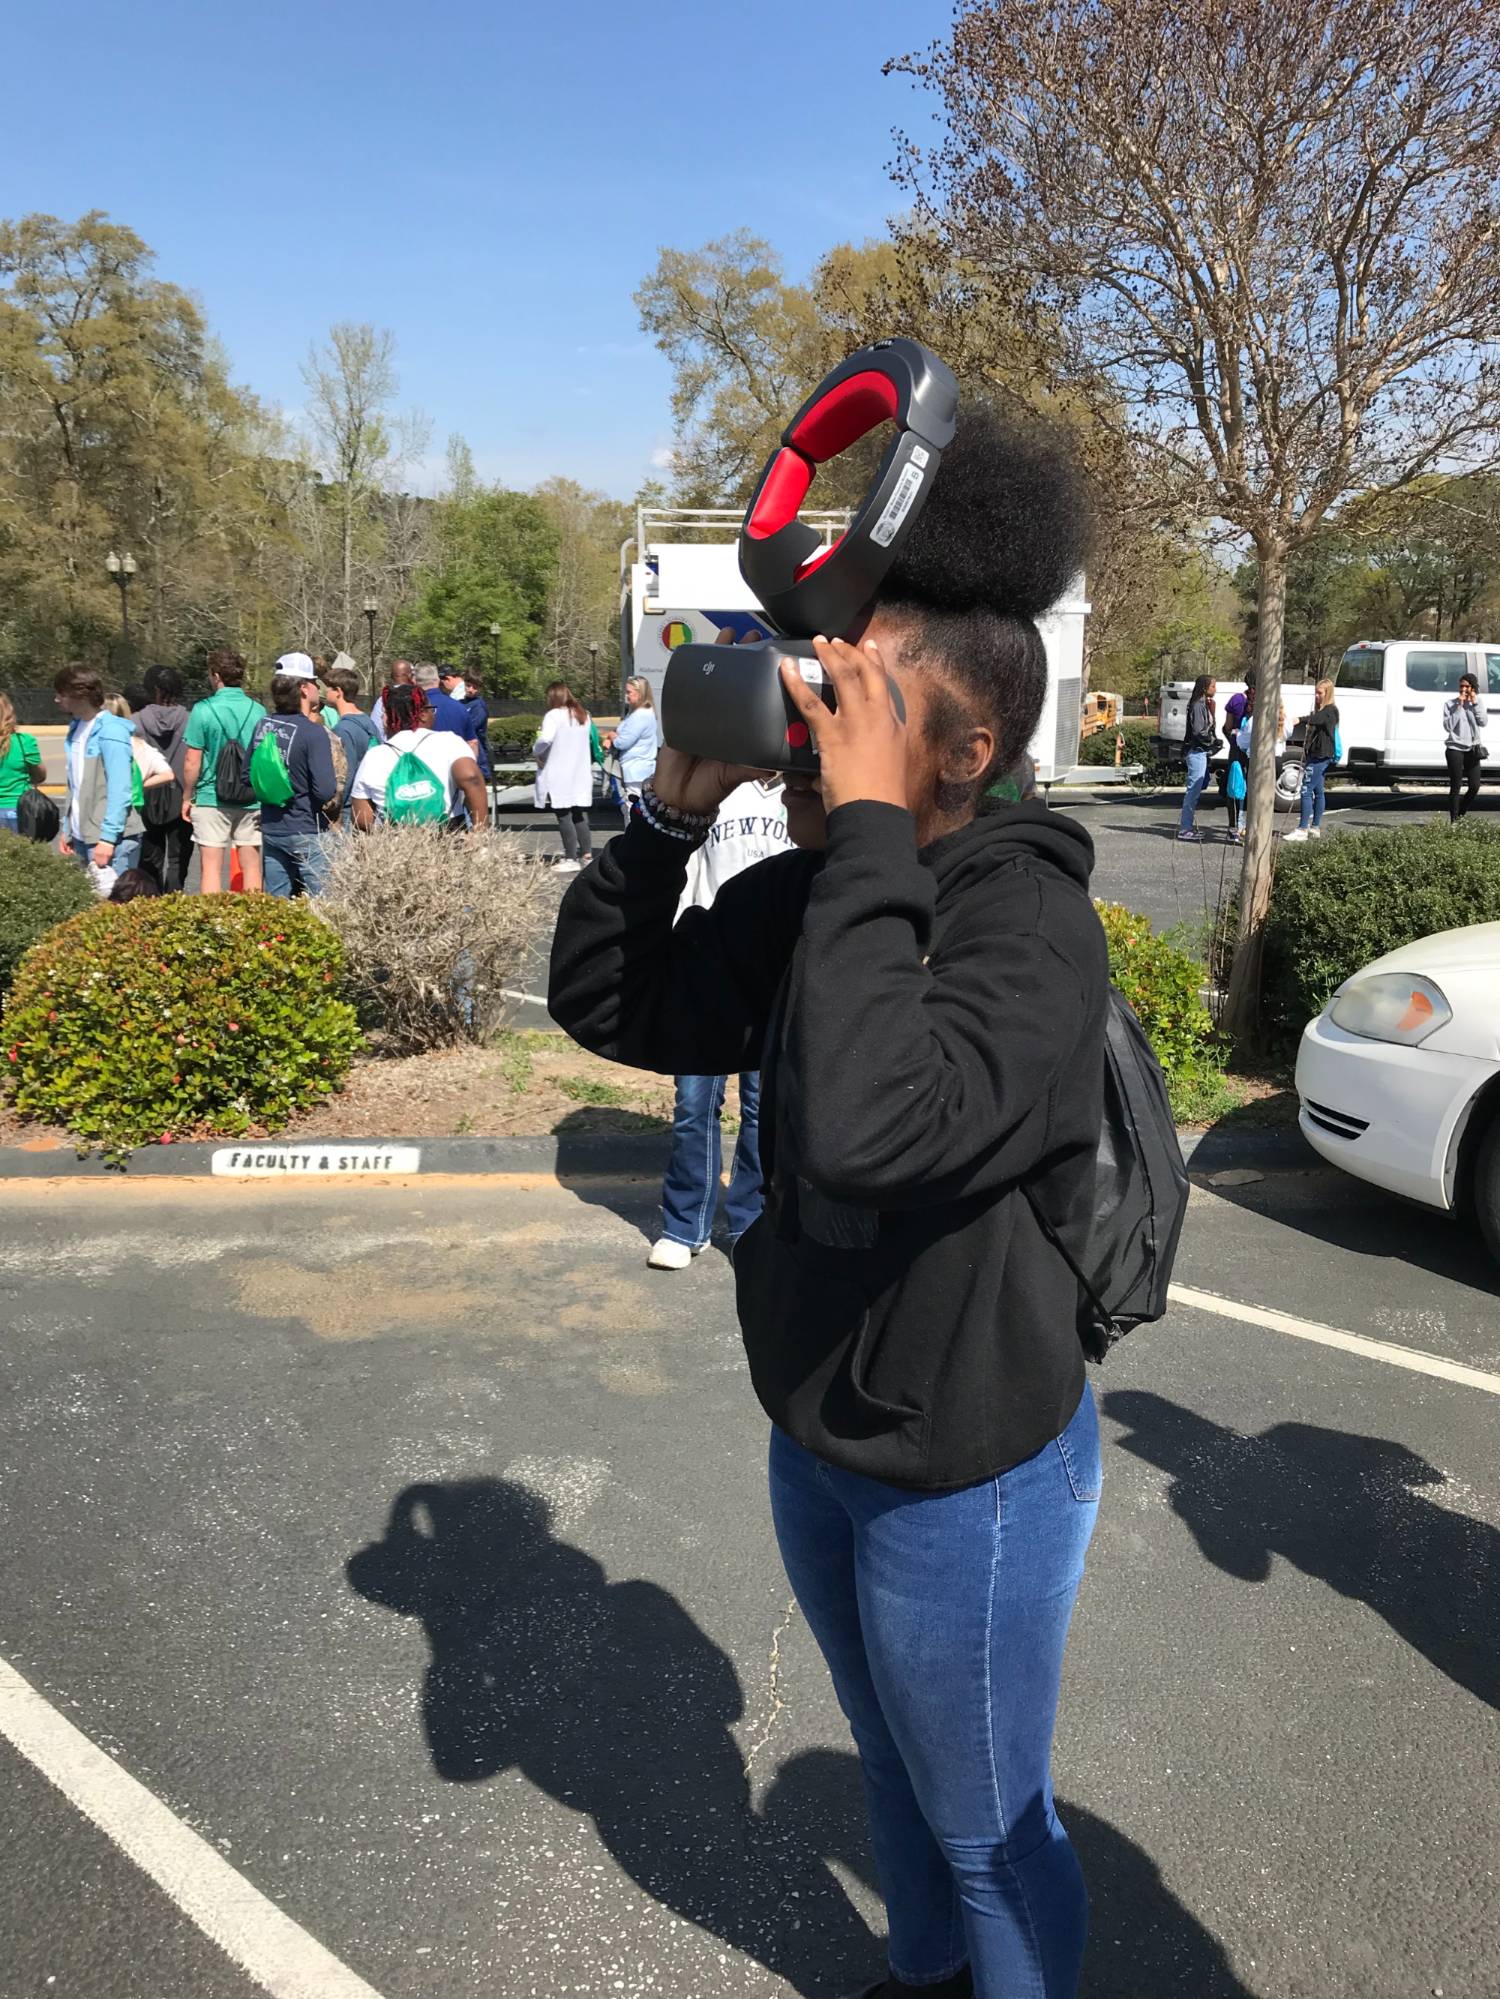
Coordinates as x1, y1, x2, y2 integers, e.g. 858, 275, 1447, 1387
7, 0, 949, 498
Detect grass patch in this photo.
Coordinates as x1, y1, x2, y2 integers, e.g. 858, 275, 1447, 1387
557, 1076, 628, 1108
494, 1027, 561, 1094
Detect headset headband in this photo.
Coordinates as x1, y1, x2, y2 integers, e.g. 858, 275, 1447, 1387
739, 338, 959, 636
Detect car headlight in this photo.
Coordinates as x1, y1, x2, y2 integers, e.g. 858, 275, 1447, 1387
1329, 973, 1452, 1046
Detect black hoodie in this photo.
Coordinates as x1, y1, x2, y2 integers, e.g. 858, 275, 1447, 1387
549, 798, 1108, 1490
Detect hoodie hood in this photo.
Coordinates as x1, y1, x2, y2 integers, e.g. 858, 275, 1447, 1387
918, 800, 1095, 901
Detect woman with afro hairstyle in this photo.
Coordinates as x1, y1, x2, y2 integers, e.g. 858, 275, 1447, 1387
551, 404, 1107, 1999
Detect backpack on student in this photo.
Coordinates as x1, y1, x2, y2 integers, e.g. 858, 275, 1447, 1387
15, 776, 60, 844
1025, 988, 1190, 1361
385, 737, 448, 824
215, 720, 257, 808
249, 723, 295, 807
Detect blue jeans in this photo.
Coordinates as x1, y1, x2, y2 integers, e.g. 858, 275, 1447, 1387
1179, 749, 1209, 830
262, 832, 330, 899
70, 835, 141, 875
1299, 757, 1330, 830
0, 809, 17, 834
659, 1072, 763, 1247
769, 1385, 1101, 1997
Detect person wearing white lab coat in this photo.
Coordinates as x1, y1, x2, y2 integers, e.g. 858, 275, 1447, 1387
534, 681, 595, 874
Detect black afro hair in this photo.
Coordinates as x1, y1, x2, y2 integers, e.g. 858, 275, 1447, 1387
880, 402, 1095, 623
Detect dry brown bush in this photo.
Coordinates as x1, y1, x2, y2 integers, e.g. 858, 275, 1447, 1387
317, 826, 553, 1051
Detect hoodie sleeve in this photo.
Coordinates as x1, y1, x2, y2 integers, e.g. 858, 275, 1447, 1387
97, 725, 134, 844
784, 801, 1102, 1211
307, 722, 337, 806
548, 813, 812, 1077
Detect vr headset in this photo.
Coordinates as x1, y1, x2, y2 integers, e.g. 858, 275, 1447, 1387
661, 338, 958, 772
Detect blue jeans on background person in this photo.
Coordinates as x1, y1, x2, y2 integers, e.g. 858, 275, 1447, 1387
769, 1385, 1101, 1999
659, 1072, 763, 1248
262, 832, 330, 899
0, 809, 17, 834
1299, 757, 1331, 831
1178, 749, 1209, 831
70, 835, 141, 876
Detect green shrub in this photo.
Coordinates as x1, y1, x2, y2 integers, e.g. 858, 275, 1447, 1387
1077, 716, 1178, 789
2, 893, 361, 1156
0, 832, 95, 999
1260, 818, 1500, 1050
1096, 900, 1225, 1122
1078, 717, 1152, 766
488, 713, 544, 753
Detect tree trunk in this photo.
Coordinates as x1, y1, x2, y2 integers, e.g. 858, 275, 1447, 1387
341, 489, 353, 654
1223, 542, 1288, 1046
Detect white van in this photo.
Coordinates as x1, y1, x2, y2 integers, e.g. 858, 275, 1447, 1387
1156, 640, 1500, 782
1330, 640, 1500, 778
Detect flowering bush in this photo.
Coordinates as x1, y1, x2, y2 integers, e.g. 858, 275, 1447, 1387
2, 893, 361, 1156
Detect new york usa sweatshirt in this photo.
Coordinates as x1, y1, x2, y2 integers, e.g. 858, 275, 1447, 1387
549, 798, 1108, 1489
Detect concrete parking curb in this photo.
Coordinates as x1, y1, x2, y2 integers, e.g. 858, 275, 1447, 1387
0, 1124, 1310, 1181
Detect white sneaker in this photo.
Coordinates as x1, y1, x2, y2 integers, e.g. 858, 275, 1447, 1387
648, 1238, 702, 1271
1309, 827, 1323, 839
1284, 828, 1309, 842
552, 858, 582, 875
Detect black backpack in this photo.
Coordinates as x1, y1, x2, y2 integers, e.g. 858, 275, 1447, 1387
15, 778, 60, 845
215, 735, 255, 808
1026, 988, 1190, 1362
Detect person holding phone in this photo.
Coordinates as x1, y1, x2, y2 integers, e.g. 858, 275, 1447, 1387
1443, 672, 1487, 823
551, 406, 1109, 1999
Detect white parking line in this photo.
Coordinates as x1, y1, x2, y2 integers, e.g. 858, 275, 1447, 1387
1169, 1283, 1500, 1395
500, 988, 550, 1008
0, 1655, 387, 1999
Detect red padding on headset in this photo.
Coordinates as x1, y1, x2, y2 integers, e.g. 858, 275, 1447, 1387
794, 533, 844, 581
790, 371, 899, 462
745, 446, 813, 539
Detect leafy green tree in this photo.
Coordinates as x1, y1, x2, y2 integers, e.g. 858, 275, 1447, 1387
394, 488, 558, 693
0, 210, 260, 675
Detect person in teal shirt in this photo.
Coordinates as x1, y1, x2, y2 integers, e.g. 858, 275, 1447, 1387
182, 650, 267, 893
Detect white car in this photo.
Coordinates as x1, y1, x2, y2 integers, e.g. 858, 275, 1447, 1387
1296, 922, 1500, 1261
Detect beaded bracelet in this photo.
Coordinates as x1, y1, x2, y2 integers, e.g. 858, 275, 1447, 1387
632, 790, 707, 844
640, 781, 714, 836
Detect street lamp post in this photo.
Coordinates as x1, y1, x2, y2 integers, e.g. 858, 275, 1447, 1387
363, 597, 378, 689
488, 622, 501, 680
104, 550, 137, 653
588, 640, 599, 707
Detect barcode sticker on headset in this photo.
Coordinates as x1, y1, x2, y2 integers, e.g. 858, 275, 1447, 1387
870, 461, 926, 548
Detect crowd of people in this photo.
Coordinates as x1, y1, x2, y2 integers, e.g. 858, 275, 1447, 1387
0, 652, 503, 903
1177, 665, 1490, 843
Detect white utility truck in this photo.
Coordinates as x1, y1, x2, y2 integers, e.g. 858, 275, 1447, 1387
621, 505, 1091, 788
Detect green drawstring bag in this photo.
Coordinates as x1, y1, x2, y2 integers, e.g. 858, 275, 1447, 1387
249, 725, 295, 807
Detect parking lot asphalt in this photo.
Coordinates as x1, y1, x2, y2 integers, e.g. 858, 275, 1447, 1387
0, 1145, 1495, 1999
497, 781, 1495, 1030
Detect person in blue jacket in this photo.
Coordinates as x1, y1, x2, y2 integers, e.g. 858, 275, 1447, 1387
53, 664, 142, 883
603, 676, 661, 824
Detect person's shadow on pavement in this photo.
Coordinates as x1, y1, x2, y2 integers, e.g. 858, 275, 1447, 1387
347, 1479, 878, 1995
761, 1749, 1258, 1998
1105, 1390, 1499, 1712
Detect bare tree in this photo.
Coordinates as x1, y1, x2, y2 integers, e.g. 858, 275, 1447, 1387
301, 324, 398, 649
898, 0, 1500, 1037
